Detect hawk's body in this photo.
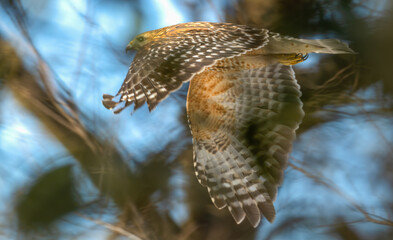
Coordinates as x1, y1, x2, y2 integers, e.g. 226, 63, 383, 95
103, 22, 354, 227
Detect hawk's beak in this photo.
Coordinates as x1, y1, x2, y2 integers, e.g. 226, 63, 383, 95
125, 41, 134, 54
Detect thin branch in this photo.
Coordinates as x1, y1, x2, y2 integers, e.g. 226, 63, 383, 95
355, 100, 393, 156
314, 64, 354, 92
77, 213, 143, 240
288, 161, 393, 227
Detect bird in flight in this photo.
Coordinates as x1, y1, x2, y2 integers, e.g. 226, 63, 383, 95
103, 22, 354, 228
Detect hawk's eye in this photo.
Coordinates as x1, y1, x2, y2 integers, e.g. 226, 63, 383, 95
137, 36, 145, 42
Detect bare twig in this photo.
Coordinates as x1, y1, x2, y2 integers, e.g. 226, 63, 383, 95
77, 213, 143, 240
314, 64, 354, 92
288, 161, 393, 227
355, 99, 393, 156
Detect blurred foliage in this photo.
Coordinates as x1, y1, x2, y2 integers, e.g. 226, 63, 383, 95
1, 0, 393, 239
16, 165, 80, 229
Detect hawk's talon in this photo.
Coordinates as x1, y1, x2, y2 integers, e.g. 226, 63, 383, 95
276, 53, 308, 65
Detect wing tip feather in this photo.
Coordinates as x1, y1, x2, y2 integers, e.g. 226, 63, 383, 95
102, 94, 119, 110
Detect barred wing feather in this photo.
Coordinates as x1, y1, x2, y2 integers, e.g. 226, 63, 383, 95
187, 63, 304, 227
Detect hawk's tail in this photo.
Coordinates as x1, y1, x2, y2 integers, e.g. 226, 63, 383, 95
266, 35, 356, 55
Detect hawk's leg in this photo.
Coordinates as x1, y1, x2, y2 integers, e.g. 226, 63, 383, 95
272, 54, 308, 66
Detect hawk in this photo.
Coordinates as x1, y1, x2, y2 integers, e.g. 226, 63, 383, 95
103, 22, 354, 227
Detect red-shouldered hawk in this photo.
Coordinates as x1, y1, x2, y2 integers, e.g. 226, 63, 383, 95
102, 22, 354, 227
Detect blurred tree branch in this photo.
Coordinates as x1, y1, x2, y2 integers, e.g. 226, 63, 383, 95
289, 161, 393, 227
0, 2, 158, 237
0, 36, 148, 234
77, 213, 142, 240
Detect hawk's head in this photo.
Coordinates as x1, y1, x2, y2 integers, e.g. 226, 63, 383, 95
126, 28, 168, 52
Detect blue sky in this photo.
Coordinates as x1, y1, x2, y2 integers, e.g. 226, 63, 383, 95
1, 0, 392, 239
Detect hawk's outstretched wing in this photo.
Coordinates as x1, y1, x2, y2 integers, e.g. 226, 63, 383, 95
187, 63, 304, 227
102, 22, 268, 112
